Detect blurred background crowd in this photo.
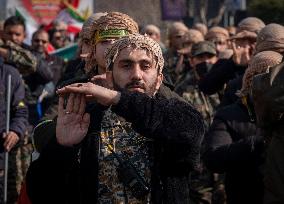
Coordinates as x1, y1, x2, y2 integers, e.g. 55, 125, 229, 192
0, 0, 284, 204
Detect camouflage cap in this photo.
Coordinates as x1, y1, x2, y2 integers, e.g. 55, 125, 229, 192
105, 34, 164, 73
191, 41, 217, 57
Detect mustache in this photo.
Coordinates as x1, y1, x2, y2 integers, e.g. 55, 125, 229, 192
125, 80, 146, 90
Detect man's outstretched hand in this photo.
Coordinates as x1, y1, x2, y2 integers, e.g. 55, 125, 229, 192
56, 93, 90, 147
57, 82, 121, 106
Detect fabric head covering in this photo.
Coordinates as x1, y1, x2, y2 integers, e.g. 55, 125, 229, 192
237, 17, 265, 34
237, 51, 283, 96
191, 41, 216, 57
142, 24, 160, 36
84, 12, 139, 73
193, 23, 208, 36
205, 26, 229, 41
80, 12, 108, 40
168, 22, 189, 37
229, 30, 257, 41
255, 23, 284, 54
93, 12, 139, 44
184, 29, 204, 44
105, 34, 164, 73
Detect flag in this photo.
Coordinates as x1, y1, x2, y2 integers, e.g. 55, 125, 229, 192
50, 43, 78, 62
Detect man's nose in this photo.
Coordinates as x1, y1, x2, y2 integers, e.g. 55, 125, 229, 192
131, 64, 143, 80
11, 34, 17, 43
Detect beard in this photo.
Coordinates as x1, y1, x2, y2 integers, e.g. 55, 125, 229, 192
112, 75, 160, 97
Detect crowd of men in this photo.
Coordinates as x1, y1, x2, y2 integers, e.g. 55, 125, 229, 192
0, 11, 283, 204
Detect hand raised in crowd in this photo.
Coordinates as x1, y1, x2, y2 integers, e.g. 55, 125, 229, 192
56, 93, 90, 147
2, 131, 19, 152
57, 82, 121, 107
232, 41, 251, 66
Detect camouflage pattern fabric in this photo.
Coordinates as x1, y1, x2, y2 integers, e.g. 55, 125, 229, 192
98, 109, 152, 204
0, 39, 37, 75
163, 50, 189, 85
175, 69, 219, 127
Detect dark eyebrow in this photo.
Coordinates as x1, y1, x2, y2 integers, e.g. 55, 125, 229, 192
118, 59, 153, 64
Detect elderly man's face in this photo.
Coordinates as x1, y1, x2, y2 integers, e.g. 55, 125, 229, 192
32, 32, 49, 53
108, 47, 163, 96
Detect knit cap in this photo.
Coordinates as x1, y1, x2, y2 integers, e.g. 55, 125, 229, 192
237, 51, 283, 96
237, 17, 265, 34
105, 34, 164, 73
255, 23, 284, 54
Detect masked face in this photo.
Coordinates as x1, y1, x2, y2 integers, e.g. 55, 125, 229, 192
190, 53, 218, 68
107, 47, 163, 97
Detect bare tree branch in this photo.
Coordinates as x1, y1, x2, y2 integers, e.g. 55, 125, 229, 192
199, 0, 208, 25
208, 0, 227, 26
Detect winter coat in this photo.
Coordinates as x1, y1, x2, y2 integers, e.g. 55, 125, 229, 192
203, 100, 265, 204
26, 87, 205, 204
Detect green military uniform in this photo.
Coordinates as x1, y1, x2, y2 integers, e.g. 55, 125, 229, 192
0, 39, 37, 75
163, 49, 189, 85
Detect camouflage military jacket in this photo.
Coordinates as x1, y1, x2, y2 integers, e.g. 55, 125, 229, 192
98, 108, 152, 203
175, 69, 220, 126
0, 39, 37, 75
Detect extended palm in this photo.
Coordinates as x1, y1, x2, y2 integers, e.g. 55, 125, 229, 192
56, 93, 90, 147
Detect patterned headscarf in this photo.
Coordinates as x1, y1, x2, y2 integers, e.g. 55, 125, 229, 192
237, 17, 265, 34
237, 51, 283, 97
255, 23, 284, 54
184, 29, 204, 44
205, 26, 229, 41
83, 12, 139, 73
79, 12, 108, 40
105, 34, 164, 73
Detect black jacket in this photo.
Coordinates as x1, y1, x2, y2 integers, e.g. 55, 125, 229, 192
199, 58, 246, 95
203, 100, 265, 204
27, 89, 205, 204
218, 75, 243, 109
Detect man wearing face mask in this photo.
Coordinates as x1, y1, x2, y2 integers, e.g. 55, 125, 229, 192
175, 41, 219, 126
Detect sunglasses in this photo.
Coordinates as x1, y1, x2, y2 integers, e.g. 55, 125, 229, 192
34, 39, 48, 44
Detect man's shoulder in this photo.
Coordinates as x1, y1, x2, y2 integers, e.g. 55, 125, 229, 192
0, 61, 21, 77
158, 84, 187, 103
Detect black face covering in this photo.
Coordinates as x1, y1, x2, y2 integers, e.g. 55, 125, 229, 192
195, 62, 213, 78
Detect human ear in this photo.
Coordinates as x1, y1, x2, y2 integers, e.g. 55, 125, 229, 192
155, 73, 163, 91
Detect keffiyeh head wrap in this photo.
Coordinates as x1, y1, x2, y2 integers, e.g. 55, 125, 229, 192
105, 34, 164, 73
